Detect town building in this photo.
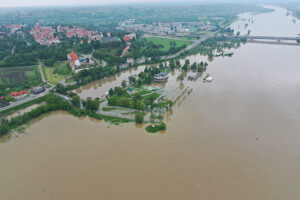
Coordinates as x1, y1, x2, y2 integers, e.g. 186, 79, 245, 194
30, 24, 60, 46
31, 86, 45, 95
121, 45, 130, 57
68, 52, 80, 72
11, 90, 27, 99
127, 58, 134, 64
124, 33, 137, 41
154, 72, 168, 82
101, 37, 121, 44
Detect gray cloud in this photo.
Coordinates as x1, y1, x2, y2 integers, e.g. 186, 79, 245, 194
0, 0, 291, 7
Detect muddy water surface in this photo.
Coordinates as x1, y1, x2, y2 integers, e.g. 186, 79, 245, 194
1, 6, 300, 200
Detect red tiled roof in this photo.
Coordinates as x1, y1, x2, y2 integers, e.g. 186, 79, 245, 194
69, 52, 79, 60
11, 90, 27, 97
124, 36, 131, 41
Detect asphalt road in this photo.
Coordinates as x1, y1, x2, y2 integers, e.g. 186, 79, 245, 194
0, 90, 50, 112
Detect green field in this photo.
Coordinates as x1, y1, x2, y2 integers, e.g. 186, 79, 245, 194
0, 65, 43, 94
43, 62, 71, 84
0, 66, 37, 85
145, 37, 192, 52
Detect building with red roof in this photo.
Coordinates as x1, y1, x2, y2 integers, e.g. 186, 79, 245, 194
123, 36, 131, 42
10, 90, 27, 99
68, 52, 80, 72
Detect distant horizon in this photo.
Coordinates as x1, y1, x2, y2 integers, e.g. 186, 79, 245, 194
0, 0, 296, 8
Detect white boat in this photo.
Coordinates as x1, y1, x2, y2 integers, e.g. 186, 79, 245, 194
206, 77, 213, 82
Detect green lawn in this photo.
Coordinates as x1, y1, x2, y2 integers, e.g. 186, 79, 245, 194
145, 37, 192, 52
43, 62, 71, 84
102, 107, 119, 112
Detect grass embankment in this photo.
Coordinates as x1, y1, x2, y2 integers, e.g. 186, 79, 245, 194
69, 107, 133, 124
145, 37, 191, 52
0, 94, 133, 137
0, 96, 45, 118
43, 62, 71, 84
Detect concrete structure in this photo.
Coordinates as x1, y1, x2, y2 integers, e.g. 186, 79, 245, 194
227, 35, 300, 43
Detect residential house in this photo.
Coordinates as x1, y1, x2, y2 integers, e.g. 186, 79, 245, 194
11, 90, 27, 99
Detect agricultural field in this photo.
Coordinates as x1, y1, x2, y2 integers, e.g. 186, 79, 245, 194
145, 37, 192, 52
0, 66, 42, 89
43, 61, 71, 84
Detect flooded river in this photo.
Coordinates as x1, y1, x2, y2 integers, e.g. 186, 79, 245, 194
1, 6, 300, 200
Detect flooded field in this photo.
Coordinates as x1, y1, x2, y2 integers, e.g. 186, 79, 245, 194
1, 6, 300, 200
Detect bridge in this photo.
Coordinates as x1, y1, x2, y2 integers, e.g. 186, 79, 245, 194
227, 35, 300, 43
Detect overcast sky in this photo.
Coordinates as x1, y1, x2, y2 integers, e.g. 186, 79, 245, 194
0, 0, 289, 7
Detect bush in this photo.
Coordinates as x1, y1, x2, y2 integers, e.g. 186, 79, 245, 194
135, 113, 144, 124
145, 122, 166, 133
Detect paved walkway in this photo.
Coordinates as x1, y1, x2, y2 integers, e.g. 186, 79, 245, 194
98, 100, 136, 120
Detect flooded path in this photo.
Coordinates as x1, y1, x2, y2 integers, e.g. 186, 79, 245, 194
1, 6, 300, 200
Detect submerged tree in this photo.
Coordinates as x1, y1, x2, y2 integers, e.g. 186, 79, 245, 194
177, 73, 185, 83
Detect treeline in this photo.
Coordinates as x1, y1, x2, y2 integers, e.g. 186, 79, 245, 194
55, 61, 140, 95
128, 39, 186, 59
183, 36, 243, 59
0, 94, 71, 136
0, 93, 132, 137
0, 5, 271, 31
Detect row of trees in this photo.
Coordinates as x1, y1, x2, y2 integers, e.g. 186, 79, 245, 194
0, 94, 71, 136
127, 39, 187, 60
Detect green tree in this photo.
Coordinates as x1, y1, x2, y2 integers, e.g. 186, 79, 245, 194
86, 99, 100, 111
129, 76, 137, 85
175, 60, 181, 68
177, 73, 185, 83
45, 58, 56, 66
121, 80, 127, 88
135, 101, 146, 110
72, 95, 81, 107
191, 62, 197, 71
135, 113, 144, 124
169, 60, 176, 70
119, 97, 130, 107
114, 87, 124, 96
185, 59, 190, 66
109, 88, 115, 97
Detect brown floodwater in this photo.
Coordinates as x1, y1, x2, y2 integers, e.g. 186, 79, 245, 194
1, 6, 300, 200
